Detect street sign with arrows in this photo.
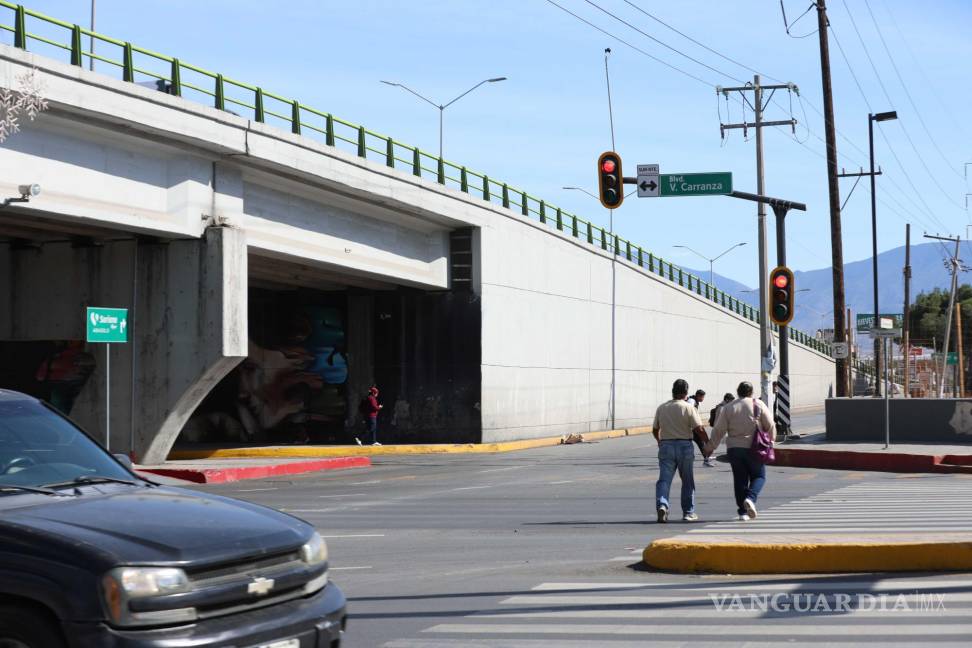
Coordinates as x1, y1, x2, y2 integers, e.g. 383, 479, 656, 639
636, 164, 659, 197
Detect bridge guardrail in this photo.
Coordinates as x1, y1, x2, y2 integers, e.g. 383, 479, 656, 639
0, 2, 844, 362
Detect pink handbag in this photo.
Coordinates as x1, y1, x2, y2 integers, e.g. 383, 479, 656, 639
749, 399, 775, 463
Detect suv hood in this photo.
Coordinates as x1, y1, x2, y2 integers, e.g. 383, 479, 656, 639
0, 486, 311, 567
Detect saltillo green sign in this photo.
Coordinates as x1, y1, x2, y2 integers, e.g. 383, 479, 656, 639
86, 307, 128, 343
856, 313, 903, 334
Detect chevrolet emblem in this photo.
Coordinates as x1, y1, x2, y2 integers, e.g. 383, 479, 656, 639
247, 576, 275, 596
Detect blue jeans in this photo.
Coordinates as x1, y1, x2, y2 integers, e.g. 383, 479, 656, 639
655, 439, 695, 514
365, 416, 377, 444
727, 447, 766, 515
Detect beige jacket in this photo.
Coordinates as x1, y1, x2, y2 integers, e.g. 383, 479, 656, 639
705, 397, 775, 453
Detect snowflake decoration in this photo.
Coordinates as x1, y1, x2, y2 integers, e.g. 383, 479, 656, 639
0, 68, 48, 143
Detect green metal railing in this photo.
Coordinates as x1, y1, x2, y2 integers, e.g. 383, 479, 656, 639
0, 2, 833, 359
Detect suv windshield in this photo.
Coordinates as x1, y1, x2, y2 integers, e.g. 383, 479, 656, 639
0, 399, 134, 489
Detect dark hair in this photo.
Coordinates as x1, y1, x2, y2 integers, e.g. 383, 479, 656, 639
672, 379, 689, 398
737, 381, 754, 398
723, 393, 734, 402
695, 389, 706, 397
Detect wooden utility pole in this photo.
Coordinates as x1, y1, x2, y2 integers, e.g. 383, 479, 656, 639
903, 224, 912, 397
957, 302, 965, 397
925, 234, 961, 397
816, 0, 849, 397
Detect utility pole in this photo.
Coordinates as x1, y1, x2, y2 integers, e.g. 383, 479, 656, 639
957, 300, 965, 397
925, 233, 961, 398
903, 224, 912, 397
815, 0, 849, 397
718, 76, 797, 405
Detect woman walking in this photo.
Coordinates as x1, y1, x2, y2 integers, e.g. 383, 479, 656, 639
703, 381, 775, 520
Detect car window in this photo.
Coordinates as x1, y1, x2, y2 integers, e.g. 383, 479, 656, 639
0, 399, 133, 488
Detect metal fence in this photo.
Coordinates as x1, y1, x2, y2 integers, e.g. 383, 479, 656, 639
0, 2, 839, 359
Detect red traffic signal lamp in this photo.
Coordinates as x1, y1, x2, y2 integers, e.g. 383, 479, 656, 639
597, 151, 623, 209
769, 266, 795, 326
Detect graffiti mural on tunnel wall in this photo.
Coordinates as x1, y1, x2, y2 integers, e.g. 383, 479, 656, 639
182, 290, 349, 445
0, 340, 96, 414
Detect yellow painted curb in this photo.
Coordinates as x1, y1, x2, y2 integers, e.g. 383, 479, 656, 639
642, 538, 972, 574
169, 426, 652, 460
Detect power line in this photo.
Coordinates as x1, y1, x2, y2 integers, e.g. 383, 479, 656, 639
581, 0, 744, 83
880, 0, 970, 142
862, 0, 965, 181
542, 0, 716, 87
621, 0, 786, 84
840, 0, 966, 212
780, 1, 819, 39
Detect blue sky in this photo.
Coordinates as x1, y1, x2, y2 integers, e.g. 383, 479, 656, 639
11, 1, 972, 289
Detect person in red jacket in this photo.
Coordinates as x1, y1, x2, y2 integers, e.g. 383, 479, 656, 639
356, 386, 383, 446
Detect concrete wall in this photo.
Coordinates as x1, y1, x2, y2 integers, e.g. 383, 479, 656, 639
478, 212, 836, 442
826, 398, 972, 443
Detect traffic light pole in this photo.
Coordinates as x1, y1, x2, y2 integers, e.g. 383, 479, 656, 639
729, 190, 806, 435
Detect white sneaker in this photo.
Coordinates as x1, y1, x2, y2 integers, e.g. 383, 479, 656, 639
743, 498, 758, 519
657, 505, 669, 523
354, 437, 362, 446
682, 512, 699, 522
703, 457, 717, 467
372, 441, 382, 446
736, 514, 750, 521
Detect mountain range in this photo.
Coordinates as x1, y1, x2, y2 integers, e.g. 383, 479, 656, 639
686, 241, 960, 335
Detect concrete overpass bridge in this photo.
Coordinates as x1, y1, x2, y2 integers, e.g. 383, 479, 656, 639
0, 4, 844, 463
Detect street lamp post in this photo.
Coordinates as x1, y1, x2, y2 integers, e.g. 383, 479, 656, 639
869, 110, 897, 397
380, 77, 506, 160
673, 243, 747, 288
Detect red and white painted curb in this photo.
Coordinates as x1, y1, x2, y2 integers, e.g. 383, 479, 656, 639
138, 456, 372, 484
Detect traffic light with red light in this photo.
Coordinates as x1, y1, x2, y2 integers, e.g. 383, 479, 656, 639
597, 151, 623, 209
769, 266, 795, 326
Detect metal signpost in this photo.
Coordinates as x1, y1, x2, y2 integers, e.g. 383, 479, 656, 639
86, 307, 128, 450
871, 324, 900, 449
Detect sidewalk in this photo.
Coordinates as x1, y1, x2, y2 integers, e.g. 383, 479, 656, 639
167, 426, 650, 460
643, 477, 972, 574
774, 430, 972, 474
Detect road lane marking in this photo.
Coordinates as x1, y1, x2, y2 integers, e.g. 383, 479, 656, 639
321, 534, 386, 538
236, 487, 278, 492
330, 566, 373, 570
425, 623, 968, 636
318, 493, 368, 498
453, 485, 493, 491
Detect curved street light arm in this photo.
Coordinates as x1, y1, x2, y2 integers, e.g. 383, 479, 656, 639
443, 77, 506, 109
381, 80, 439, 109
712, 241, 747, 263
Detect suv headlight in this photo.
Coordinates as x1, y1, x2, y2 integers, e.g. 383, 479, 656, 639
300, 532, 329, 593
102, 567, 196, 626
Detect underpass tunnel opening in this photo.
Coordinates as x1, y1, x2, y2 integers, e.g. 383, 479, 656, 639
0, 212, 146, 454
176, 229, 482, 450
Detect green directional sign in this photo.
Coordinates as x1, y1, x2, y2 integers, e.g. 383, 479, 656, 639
856, 313, 904, 333
660, 172, 732, 197
947, 352, 958, 366
86, 307, 128, 343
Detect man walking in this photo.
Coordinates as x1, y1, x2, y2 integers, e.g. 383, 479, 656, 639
687, 389, 716, 468
652, 379, 707, 523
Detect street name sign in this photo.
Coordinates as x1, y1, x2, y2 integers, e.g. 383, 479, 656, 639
660, 172, 732, 197
86, 307, 128, 343
636, 164, 659, 197
947, 351, 958, 366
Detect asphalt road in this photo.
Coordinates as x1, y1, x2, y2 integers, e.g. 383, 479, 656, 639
196, 410, 972, 647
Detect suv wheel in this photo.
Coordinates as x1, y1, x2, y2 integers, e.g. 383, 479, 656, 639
0, 606, 66, 648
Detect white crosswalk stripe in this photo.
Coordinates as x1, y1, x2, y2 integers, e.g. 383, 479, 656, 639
382, 576, 972, 646
383, 481, 972, 647
682, 481, 972, 536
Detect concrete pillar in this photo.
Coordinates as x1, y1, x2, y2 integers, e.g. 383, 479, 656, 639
345, 294, 375, 432
0, 227, 246, 464
135, 226, 247, 463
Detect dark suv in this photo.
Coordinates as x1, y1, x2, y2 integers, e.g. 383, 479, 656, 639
0, 390, 346, 647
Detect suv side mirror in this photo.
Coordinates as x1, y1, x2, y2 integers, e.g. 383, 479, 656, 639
113, 453, 134, 469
